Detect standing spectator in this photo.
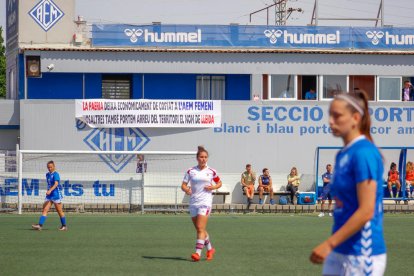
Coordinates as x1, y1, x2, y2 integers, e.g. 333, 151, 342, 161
405, 161, 414, 198
319, 164, 333, 217
258, 168, 275, 205
286, 167, 300, 204
136, 154, 147, 173
387, 162, 401, 198
402, 81, 414, 101
241, 164, 256, 206
305, 88, 317, 100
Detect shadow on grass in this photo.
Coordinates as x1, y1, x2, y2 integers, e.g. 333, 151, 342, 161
142, 256, 189, 262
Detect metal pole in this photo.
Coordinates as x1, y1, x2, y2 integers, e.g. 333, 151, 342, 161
315, 147, 320, 199
315, 0, 319, 26
175, 187, 178, 214
17, 144, 22, 214
141, 168, 145, 214
381, 0, 384, 27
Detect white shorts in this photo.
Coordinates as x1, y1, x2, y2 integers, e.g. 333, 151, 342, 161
189, 205, 211, 217
44, 198, 62, 204
323, 251, 386, 276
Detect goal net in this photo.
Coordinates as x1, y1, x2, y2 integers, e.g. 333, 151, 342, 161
10, 150, 196, 214
316, 146, 414, 201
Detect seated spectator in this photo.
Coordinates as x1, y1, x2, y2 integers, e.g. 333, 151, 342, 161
402, 81, 414, 101
305, 88, 317, 100
387, 162, 401, 198
286, 167, 300, 204
136, 154, 147, 173
406, 161, 414, 198
241, 164, 256, 206
258, 168, 275, 205
319, 164, 333, 217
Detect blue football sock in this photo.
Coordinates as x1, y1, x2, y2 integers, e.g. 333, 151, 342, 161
39, 215, 47, 226
60, 216, 66, 226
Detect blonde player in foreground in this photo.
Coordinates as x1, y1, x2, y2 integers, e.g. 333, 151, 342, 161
310, 91, 386, 275
181, 146, 222, 262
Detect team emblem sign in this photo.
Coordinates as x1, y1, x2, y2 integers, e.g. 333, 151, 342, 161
29, 0, 64, 31
84, 128, 150, 173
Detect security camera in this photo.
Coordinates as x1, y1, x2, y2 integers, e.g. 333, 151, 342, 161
46, 64, 55, 71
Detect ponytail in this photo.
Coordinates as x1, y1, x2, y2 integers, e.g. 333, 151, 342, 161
354, 90, 373, 143
196, 146, 209, 158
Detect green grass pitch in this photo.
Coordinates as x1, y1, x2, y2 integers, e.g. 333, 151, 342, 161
0, 214, 413, 275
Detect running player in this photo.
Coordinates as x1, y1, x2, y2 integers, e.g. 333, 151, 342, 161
318, 164, 333, 217
32, 161, 67, 231
181, 146, 222, 262
387, 162, 401, 198
310, 91, 386, 275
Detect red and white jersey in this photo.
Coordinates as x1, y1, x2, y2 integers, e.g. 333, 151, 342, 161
183, 165, 221, 207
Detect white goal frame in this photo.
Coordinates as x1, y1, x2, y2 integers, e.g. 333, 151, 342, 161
17, 149, 196, 214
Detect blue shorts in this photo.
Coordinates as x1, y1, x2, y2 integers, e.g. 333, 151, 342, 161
320, 184, 332, 201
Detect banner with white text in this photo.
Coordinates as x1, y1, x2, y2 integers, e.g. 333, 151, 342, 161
75, 99, 221, 128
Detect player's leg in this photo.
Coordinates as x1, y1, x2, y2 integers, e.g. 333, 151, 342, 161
258, 186, 264, 204
319, 199, 325, 217
248, 185, 254, 200
387, 181, 394, 197
327, 199, 333, 216
406, 181, 411, 198
191, 210, 209, 261
268, 186, 275, 204
54, 202, 67, 231
32, 201, 52, 230
395, 180, 401, 197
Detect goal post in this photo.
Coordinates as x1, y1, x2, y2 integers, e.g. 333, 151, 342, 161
316, 146, 414, 201
15, 150, 196, 214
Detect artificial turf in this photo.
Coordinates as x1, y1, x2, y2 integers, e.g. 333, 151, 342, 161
0, 214, 413, 275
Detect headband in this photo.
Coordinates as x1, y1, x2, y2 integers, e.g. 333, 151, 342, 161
335, 94, 364, 116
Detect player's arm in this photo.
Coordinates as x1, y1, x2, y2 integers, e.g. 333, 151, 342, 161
46, 181, 59, 195
205, 175, 222, 191
181, 181, 191, 195
310, 179, 376, 264
241, 175, 247, 187
258, 177, 263, 188
322, 175, 330, 183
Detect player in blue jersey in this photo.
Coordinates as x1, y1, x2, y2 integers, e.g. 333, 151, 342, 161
310, 91, 386, 275
32, 161, 67, 231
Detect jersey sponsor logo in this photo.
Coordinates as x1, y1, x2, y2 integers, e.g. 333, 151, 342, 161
29, 0, 64, 32
83, 128, 150, 173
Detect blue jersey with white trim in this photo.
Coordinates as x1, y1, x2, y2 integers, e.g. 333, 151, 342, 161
46, 171, 63, 200
330, 137, 386, 256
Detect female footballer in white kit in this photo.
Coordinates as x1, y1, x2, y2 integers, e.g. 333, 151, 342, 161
181, 146, 222, 262
310, 91, 386, 275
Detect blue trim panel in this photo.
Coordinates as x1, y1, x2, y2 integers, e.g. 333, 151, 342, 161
0, 125, 20, 129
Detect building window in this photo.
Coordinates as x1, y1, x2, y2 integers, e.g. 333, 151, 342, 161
322, 75, 347, 99
269, 74, 296, 99
102, 75, 132, 99
377, 76, 401, 101
298, 75, 318, 100
196, 75, 225, 100
349, 75, 375, 101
